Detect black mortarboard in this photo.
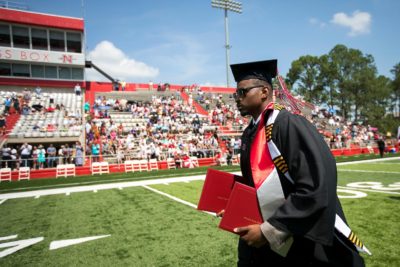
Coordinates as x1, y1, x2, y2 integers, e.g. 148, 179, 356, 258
230, 59, 278, 85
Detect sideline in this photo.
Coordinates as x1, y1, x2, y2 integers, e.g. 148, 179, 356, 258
336, 157, 399, 166
0, 174, 211, 200
337, 169, 400, 174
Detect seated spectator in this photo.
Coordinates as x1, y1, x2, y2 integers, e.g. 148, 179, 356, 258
35, 85, 42, 96
0, 114, 5, 135
47, 124, 56, 132
182, 153, 194, 168
22, 104, 30, 115
46, 105, 55, 112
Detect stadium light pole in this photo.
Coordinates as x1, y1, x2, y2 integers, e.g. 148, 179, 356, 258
211, 0, 242, 88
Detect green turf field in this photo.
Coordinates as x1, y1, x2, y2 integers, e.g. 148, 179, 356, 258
0, 158, 399, 266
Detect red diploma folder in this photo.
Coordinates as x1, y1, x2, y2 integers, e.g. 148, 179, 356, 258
197, 168, 246, 213
219, 182, 263, 235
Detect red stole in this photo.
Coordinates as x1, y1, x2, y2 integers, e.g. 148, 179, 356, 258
250, 102, 275, 189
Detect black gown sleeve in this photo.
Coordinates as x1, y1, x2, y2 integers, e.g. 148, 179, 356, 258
268, 110, 337, 246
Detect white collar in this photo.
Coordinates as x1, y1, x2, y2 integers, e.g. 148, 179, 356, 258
251, 113, 262, 126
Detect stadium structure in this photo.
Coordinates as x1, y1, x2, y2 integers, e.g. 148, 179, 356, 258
0, 6, 397, 180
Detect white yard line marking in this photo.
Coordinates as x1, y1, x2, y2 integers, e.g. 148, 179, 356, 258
336, 157, 400, 166
49, 235, 110, 250
142, 185, 214, 215
0, 175, 207, 201
0, 237, 44, 258
0, 199, 7, 205
337, 169, 400, 174
142, 185, 197, 209
337, 186, 400, 195
337, 189, 367, 198
0, 235, 17, 242
34, 195, 40, 199
0, 169, 228, 193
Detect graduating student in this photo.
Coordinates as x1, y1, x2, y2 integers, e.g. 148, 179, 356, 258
226, 59, 367, 266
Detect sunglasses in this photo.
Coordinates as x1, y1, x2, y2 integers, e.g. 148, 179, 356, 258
233, 85, 265, 100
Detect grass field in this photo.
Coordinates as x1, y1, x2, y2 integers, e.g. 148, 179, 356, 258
0, 157, 399, 266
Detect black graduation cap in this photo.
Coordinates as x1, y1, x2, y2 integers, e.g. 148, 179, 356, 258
230, 59, 278, 85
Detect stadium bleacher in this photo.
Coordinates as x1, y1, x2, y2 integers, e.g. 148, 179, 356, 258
0, 83, 396, 179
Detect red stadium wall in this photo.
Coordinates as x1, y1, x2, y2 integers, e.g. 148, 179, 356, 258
200, 86, 235, 93
4, 145, 398, 181
0, 77, 84, 88
0, 8, 84, 31
5, 157, 217, 180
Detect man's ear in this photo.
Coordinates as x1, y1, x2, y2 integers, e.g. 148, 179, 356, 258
261, 86, 270, 100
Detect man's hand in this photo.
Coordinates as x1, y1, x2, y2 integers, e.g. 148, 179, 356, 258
234, 224, 268, 248
216, 209, 225, 217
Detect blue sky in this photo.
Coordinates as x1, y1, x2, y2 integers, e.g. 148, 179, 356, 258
25, 0, 399, 86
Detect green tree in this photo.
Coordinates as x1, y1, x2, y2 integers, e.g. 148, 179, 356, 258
362, 75, 392, 124
327, 44, 384, 121
391, 63, 400, 116
287, 55, 327, 105
319, 54, 338, 109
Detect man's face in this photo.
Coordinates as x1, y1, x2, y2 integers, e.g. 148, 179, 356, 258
234, 79, 267, 117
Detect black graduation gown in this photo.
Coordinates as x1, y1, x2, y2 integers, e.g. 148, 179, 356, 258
238, 109, 365, 267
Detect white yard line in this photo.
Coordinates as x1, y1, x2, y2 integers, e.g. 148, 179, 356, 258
142, 185, 198, 209
336, 157, 400, 166
0, 175, 207, 200
0, 199, 7, 205
49, 235, 111, 250
0, 235, 17, 241
337, 186, 400, 195
142, 185, 214, 215
337, 169, 400, 174
0, 171, 209, 193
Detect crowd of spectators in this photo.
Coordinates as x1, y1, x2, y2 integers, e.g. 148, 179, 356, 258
1, 86, 398, 171
1, 142, 84, 170
309, 106, 389, 149
85, 94, 225, 165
